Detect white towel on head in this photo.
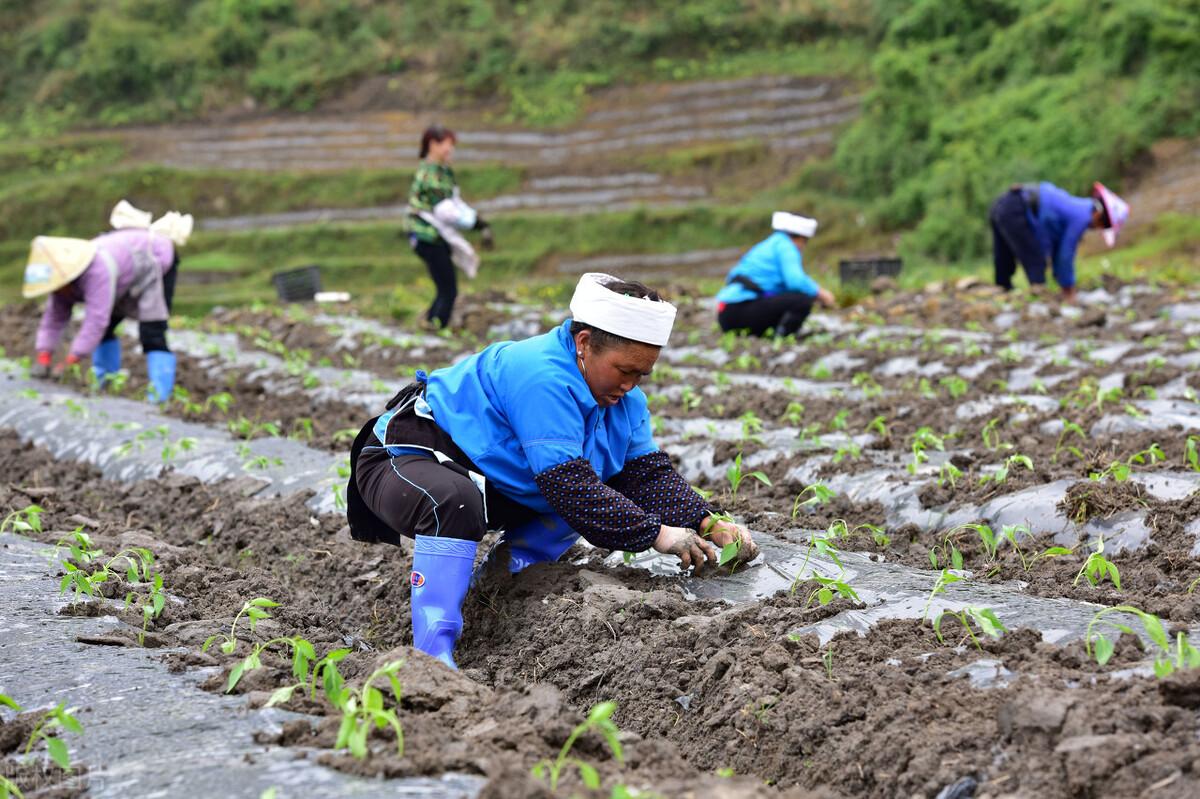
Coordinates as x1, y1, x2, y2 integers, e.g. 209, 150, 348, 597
110, 199, 153, 230
569, 273, 677, 347
149, 211, 194, 247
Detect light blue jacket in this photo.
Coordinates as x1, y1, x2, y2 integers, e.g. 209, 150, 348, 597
716, 231, 819, 305
1030, 182, 1094, 289
418, 320, 657, 513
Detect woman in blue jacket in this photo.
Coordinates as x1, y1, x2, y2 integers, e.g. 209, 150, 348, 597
345, 273, 758, 669
716, 212, 836, 337
990, 181, 1129, 302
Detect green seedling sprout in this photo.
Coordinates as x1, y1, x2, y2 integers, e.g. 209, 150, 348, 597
906, 426, 944, 475
866, 415, 888, 438
978, 454, 1033, 486
2, 694, 84, 776
939, 375, 969, 399
829, 409, 850, 432
805, 574, 860, 607
161, 436, 197, 463
1074, 537, 1121, 590
1085, 606, 1200, 676
780, 401, 805, 425
56, 540, 165, 645
334, 659, 407, 759
921, 568, 964, 620
1127, 443, 1166, 467
791, 483, 835, 517
832, 441, 861, 463
532, 701, 625, 792
679, 385, 702, 412
822, 645, 836, 681
1186, 437, 1200, 473
1, 504, 44, 535
291, 418, 315, 441
1053, 419, 1087, 463
700, 511, 744, 567
1088, 460, 1131, 482
938, 461, 962, 488
917, 377, 936, 399
738, 411, 764, 441
808, 362, 832, 380
726, 453, 771, 501
789, 534, 844, 594
204, 597, 280, 656
851, 372, 883, 399
933, 607, 1007, 650
980, 418, 1012, 451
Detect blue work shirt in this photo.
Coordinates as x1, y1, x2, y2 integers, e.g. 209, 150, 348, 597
1030, 182, 1093, 289
421, 319, 658, 513
716, 231, 820, 305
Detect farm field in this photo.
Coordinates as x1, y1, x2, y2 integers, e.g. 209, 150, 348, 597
2, 278, 1200, 799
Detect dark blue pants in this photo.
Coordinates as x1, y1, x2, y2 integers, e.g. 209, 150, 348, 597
990, 190, 1045, 290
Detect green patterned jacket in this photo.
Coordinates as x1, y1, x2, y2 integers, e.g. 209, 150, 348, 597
405, 161, 457, 243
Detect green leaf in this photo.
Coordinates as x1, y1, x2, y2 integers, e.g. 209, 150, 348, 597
749, 471, 772, 486
365, 686, 383, 713
250, 598, 280, 608
1093, 634, 1115, 666
220, 639, 237, 655
59, 713, 83, 735
951, 546, 963, 571
817, 587, 833, 605
588, 701, 617, 723
576, 760, 601, 789
266, 686, 297, 708
0, 694, 21, 712
1141, 613, 1169, 652
349, 722, 369, 759
46, 736, 70, 771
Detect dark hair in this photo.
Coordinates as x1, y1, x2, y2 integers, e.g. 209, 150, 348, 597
419, 125, 456, 158
569, 277, 666, 352
1091, 196, 1111, 228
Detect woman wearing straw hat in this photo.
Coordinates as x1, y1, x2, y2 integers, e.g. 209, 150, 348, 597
406, 125, 494, 330
345, 273, 758, 669
24, 200, 193, 403
989, 181, 1130, 302
716, 212, 837, 338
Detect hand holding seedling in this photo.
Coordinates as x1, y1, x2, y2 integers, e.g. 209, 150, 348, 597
701, 516, 759, 564
654, 525, 717, 575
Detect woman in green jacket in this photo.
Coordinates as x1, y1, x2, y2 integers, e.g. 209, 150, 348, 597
406, 126, 493, 329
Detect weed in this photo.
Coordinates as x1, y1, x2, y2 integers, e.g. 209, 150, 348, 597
532, 701, 624, 792
933, 607, 1007, 650
1074, 537, 1121, 590
726, 453, 770, 501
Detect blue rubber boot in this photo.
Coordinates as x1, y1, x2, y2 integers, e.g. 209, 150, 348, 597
145, 350, 176, 404
92, 338, 121, 386
411, 535, 479, 670
503, 514, 580, 573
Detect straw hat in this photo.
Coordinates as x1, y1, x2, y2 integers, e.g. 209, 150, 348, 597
22, 236, 98, 298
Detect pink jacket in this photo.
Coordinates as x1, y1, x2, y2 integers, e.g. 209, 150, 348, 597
35, 229, 175, 358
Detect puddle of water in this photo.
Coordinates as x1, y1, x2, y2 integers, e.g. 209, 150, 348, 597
0, 533, 482, 799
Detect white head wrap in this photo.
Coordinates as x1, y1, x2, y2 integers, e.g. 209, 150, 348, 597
109, 199, 194, 246
568, 273, 676, 347
110, 199, 153, 230
149, 211, 195, 247
772, 211, 818, 238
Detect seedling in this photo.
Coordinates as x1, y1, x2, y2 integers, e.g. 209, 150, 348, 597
866, 415, 888, 438
726, 453, 771, 501
1074, 537, 1121, 590
918, 378, 936, 399
791, 483, 835, 517
4, 698, 84, 773
291, 418, 315, 441
1086, 606, 1200, 677
832, 441, 861, 463
828, 409, 850, 432
738, 411, 764, 441
244, 455, 284, 471
980, 418, 1012, 452
933, 607, 1007, 650
1088, 460, 1131, 483
907, 427, 945, 475
334, 659, 407, 758
1, 504, 44, 535
204, 597, 280, 656
1127, 443, 1166, 467
939, 375, 969, 399
822, 645, 836, 681
790, 534, 844, 593
1053, 419, 1086, 463
532, 701, 625, 791
851, 372, 883, 399
679, 385, 703, 412
780, 401, 805, 425
805, 574, 860, 607
938, 461, 962, 488
979, 454, 1033, 486
921, 568, 964, 620
1186, 436, 1200, 473
161, 436, 197, 462
58, 543, 165, 645
701, 512, 745, 567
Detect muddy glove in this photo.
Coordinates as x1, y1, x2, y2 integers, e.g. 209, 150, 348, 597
30, 351, 52, 379
701, 517, 760, 563
654, 524, 718, 576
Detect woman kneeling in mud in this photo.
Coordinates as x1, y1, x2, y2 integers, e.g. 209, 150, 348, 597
345, 273, 758, 669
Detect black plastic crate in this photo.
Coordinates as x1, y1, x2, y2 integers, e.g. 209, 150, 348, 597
839, 258, 902, 284
272, 265, 322, 302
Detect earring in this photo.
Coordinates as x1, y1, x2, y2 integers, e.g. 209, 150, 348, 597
577, 354, 586, 376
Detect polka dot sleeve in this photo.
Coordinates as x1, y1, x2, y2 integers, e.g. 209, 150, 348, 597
533, 458, 661, 552
606, 451, 714, 530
